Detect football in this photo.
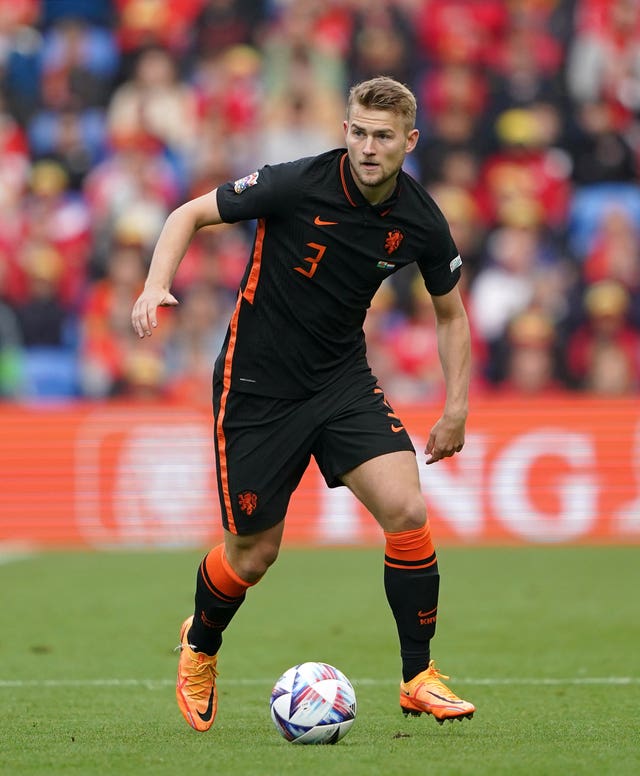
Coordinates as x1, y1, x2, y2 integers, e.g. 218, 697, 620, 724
269, 661, 357, 744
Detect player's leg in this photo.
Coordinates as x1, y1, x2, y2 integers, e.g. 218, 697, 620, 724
188, 521, 285, 653
177, 382, 314, 731
177, 523, 285, 732
340, 450, 440, 677
341, 450, 475, 723
312, 379, 437, 682
313, 376, 474, 723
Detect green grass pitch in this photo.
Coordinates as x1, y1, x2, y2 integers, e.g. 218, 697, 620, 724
1, 546, 638, 775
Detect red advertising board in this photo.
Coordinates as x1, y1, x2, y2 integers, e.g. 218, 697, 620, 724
1, 398, 638, 548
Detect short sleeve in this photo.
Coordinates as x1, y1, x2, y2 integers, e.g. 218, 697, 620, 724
417, 219, 462, 296
216, 160, 308, 223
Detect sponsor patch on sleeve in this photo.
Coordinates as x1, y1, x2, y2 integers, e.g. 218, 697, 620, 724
233, 171, 259, 194
450, 254, 462, 272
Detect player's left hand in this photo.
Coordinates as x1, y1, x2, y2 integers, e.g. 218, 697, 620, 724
425, 413, 466, 465
131, 286, 179, 338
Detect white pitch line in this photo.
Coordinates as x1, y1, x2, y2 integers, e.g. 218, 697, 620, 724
0, 677, 638, 689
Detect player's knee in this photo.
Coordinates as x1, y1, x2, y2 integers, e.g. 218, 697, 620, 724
381, 492, 426, 533
228, 540, 280, 583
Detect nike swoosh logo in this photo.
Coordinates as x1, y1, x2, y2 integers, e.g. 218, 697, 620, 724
314, 216, 338, 226
428, 691, 464, 704
197, 687, 215, 722
418, 608, 437, 617
391, 424, 405, 433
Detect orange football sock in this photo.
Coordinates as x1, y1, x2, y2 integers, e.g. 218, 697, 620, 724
383, 523, 440, 682
189, 544, 256, 654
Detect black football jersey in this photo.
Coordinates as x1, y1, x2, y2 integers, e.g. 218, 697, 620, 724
214, 149, 461, 398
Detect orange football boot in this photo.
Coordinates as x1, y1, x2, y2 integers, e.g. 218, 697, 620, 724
176, 616, 218, 731
400, 660, 475, 724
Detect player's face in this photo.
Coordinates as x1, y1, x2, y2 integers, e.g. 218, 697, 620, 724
344, 106, 419, 205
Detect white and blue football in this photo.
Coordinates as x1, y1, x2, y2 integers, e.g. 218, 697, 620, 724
269, 662, 357, 744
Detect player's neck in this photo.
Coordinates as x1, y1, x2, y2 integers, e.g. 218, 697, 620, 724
356, 176, 398, 206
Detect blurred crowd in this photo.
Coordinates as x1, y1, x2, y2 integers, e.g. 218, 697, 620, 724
1, 0, 640, 402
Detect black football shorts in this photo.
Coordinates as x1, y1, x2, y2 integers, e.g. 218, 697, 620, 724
212, 369, 415, 535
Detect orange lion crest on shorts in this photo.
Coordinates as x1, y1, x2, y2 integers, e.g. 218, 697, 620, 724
238, 491, 258, 515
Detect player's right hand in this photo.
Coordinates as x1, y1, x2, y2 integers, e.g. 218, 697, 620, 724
131, 287, 179, 338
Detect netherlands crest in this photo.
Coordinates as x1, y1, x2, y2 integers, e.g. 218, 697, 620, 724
384, 229, 404, 255
237, 491, 258, 515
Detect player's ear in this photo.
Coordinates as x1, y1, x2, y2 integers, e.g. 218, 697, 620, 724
405, 128, 419, 153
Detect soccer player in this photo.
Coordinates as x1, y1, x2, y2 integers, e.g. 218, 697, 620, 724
131, 76, 475, 730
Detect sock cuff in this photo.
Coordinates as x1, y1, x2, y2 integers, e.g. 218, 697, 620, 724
384, 523, 436, 567
202, 544, 253, 600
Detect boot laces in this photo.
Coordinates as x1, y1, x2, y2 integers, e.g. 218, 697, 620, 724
424, 660, 459, 700
176, 643, 218, 701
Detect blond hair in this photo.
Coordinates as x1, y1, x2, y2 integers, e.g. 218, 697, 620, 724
347, 76, 417, 131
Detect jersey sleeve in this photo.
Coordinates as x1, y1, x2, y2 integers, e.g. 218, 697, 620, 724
216, 160, 307, 223
417, 211, 462, 296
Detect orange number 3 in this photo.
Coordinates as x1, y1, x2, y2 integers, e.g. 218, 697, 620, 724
294, 242, 326, 278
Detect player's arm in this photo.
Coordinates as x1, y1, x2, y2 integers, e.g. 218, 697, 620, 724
131, 189, 223, 338
425, 284, 471, 464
